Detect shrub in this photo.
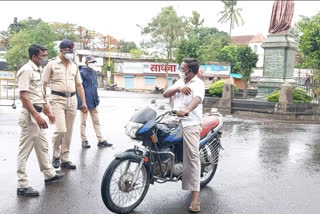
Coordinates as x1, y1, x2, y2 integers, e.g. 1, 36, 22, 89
266, 87, 312, 103
208, 80, 238, 97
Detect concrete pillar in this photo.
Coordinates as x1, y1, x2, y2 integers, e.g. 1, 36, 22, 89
275, 81, 295, 116
218, 80, 233, 114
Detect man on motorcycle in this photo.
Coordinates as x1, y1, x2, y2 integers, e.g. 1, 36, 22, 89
163, 58, 204, 213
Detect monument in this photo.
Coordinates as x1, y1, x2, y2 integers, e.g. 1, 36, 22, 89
257, 0, 298, 97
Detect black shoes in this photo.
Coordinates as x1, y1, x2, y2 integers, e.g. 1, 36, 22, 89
17, 187, 39, 197
45, 172, 65, 185
61, 161, 76, 169
82, 140, 91, 148
52, 158, 60, 169
98, 140, 113, 147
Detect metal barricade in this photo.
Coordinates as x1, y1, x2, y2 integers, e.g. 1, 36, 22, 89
0, 70, 16, 109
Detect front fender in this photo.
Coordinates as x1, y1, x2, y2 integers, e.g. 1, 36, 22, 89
115, 149, 143, 162
115, 149, 154, 185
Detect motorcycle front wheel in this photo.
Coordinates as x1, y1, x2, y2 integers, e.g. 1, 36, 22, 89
101, 157, 150, 214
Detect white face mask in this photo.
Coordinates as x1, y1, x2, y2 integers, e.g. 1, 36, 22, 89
179, 71, 185, 79
64, 53, 74, 61
88, 63, 96, 70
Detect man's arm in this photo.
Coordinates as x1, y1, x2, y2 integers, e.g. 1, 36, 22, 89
43, 103, 55, 124
177, 96, 201, 117
163, 87, 180, 98
76, 83, 88, 113
20, 91, 48, 129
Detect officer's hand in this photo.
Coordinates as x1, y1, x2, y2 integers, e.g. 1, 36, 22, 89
81, 104, 88, 113
180, 86, 191, 95
35, 115, 48, 129
177, 109, 190, 117
47, 113, 55, 124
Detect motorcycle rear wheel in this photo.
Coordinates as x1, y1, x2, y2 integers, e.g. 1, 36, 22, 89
200, 140, 220, 188
101, 157, 150, 214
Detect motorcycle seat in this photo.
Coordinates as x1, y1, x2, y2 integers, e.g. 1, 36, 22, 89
200, 116, 219, 139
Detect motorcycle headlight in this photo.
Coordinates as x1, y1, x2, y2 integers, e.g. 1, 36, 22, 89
125, 121, 143, 139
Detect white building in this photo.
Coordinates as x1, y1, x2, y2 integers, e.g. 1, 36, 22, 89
231, 33, 266, 68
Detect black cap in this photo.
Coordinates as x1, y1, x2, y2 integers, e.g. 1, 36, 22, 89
86, 55, 96, 63
59, 39, 74, 50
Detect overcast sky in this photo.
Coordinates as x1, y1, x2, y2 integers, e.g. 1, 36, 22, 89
0, 1, 319, 45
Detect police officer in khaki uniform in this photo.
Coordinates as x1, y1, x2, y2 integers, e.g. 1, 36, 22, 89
17, 44, 65, 197
43, 39, 88, 170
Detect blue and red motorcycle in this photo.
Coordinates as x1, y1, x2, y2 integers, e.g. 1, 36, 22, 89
101, 107, 223, 213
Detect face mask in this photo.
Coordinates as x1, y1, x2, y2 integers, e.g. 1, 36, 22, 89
88, 63, 96, 70
64, 53, 74, 61
179, 71, 185, 79
179, 70, 191, 80
39, 56, 49, 66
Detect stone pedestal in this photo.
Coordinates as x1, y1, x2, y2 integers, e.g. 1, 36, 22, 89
218, 80, 233, 114
275, 81, 294, 113
257, 34, 297, 97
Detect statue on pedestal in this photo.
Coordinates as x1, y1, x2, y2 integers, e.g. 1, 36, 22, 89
268, 0, 295, 34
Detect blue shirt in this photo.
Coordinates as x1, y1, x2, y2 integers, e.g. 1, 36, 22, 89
77, 66, 100, 110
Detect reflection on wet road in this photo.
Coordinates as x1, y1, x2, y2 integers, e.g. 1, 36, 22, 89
1, 90, 320, 214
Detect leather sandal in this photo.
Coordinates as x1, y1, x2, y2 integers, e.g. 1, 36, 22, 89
188, 201, 200, 213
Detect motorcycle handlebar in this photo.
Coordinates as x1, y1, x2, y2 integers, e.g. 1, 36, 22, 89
170, 110, 189, 117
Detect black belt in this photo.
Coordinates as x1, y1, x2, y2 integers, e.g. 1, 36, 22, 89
23, 105, 43, 113
51, 91, 76, 97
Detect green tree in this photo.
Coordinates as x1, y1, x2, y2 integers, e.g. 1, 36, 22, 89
296, 13, 320, 69
190, 11, 204, 30
118, 40, 137, 53
6, 21, 58, 70
175, 35, 203, 64
202, 34, 230, 63
50, 22, 79, 41
130, 48, 143, 59
140, 6, 187, 87
218, 0, 244, 36
296, 13, 320, 91
216, 44, 238, 72
6, 30, 31, 69
175, 26, 230, 64
235, 45, 258, 97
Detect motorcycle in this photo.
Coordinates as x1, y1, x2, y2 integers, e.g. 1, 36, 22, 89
101, 107, 223, 214
154, 86, 164, 94
105, 83, 120, 91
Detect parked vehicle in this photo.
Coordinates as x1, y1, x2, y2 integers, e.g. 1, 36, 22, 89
153, 86, 164, 94
101, 107, 223, 213
105, 83, 120, 91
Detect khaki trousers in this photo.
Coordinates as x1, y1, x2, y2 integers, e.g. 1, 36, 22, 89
50, 95, 77, 163
17, 108, 56, 188
80, 107, 104, 142
182, 124, 202, 192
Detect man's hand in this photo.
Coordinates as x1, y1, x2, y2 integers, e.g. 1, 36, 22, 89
81, 103, 88, 113
179, 86, 191, 95
177, 109, 190, 117
47, 113, 56, 124
43, 104, 55, 124
34, 114, 48, 129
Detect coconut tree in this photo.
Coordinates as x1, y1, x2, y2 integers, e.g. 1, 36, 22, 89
190, 11, 204, 30
218, 0, 244, 36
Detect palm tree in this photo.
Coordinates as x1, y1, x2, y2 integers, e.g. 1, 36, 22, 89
218, 0, 244, 36
190, 11, 204, 30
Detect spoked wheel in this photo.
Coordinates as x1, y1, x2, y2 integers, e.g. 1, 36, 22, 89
200, 138, 221, 188
101, 157, 150, 214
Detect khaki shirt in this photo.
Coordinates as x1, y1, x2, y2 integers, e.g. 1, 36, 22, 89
16, 60, 46, 105
43, 57, 82, 93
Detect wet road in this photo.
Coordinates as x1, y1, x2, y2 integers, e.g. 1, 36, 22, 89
1, 90, 320, 214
